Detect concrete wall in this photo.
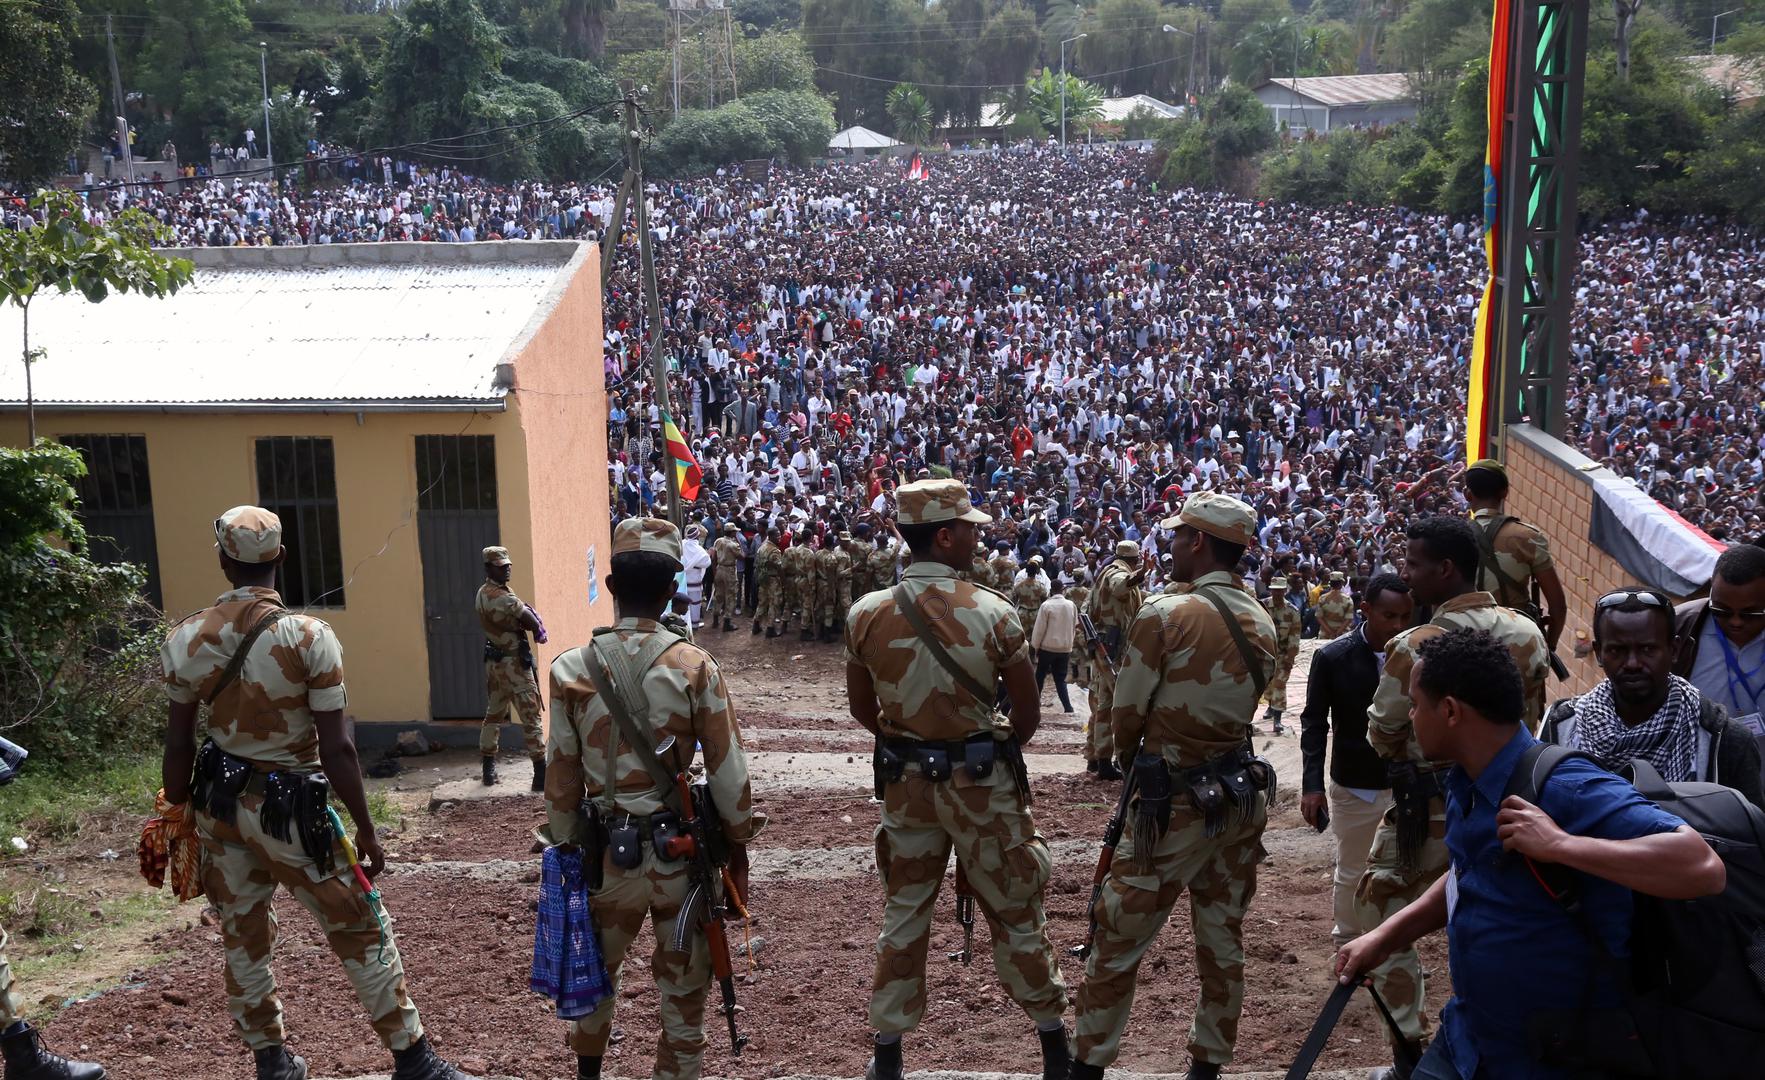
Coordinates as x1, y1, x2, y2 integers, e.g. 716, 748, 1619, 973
1505, 423, 1703, 697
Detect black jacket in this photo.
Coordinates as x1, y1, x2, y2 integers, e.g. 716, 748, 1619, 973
1300, 628, 1390, 793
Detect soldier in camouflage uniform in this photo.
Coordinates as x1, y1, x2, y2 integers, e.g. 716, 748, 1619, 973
1354, 515, 1550, 1076
988, 542, 1018, 593
754, 527, 786, 637
709, 523, 744, 632
845, 479, 1071, 1080
1464, 458, 1567, 656
817, 532, 855, 643
545, 517, 764, 1080
784, 533, 818, 640
1066, 570, 1092, 689
1011, 557, 1050, 639
1315, 572, 1354, 639
869, 530, 902, 595
1262, 578, 1302, 736
161, 506, 474, 1080
847, 524, 878, 599
1071, 492, 1277, 1080
1085, 541, 1147, 781
478, 545, 546, 789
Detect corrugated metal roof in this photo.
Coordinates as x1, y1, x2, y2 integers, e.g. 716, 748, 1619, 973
977, 95, 1184, 129
0, 243, 583, 407
1257, 73, 1416, 107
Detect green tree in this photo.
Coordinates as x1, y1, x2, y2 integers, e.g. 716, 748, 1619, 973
0, 0, 98, 186
978, 3, 1044, 88
804, 0, 927, 127
1072, 0, 1184, 97
0, 191, 194, 445
886, 83, 935, 145
735, 0, 803, 32
1158, 83, 1275, 193
370, 0, 505, 146
1022, 67, 1105, 135
1686, 103, 1765, 225
136, 0, 258, 154
736, 32, 818, 93
560, 0, 619, 60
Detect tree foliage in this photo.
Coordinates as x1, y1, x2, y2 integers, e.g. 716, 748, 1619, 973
1158, 84, 1276, 194
650, 89, 835, 174
886, 84, 935, 145
0, 0, 98, 187
1021, 67, 1105, 134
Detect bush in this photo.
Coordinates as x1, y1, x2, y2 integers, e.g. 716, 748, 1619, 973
1258, 125, 1433, 208
650, 90, 834, 174
0, 444, 164, 771
1159, 85, 1274, 195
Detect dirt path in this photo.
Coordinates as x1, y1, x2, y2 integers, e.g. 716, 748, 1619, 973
36, 630, 1441, 1079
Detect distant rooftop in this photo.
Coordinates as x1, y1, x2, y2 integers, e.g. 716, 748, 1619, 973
0, 241, 587, 409
977, 94, 1184, 130
1686, 53, 1763, 104
1256, 73, 1417, 107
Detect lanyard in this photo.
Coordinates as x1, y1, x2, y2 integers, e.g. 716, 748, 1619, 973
1715, 628, 1765, 716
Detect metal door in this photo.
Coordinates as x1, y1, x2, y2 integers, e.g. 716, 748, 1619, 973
416, 435, 500, 718
60, 434, 164, 609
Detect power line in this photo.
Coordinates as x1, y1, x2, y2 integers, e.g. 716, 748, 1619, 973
813, 55, 1183, 91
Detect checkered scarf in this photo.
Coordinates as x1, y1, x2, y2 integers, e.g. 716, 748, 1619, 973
1573, 674, 1703, 783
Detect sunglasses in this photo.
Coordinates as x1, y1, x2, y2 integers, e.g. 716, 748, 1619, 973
1710, 604, 1765, 621
1595, 589, 1671, 612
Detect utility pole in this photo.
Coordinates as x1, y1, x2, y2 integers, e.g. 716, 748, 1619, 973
260, 43, 274, 188
617, 81, 682, 527
106, 15, 134, 186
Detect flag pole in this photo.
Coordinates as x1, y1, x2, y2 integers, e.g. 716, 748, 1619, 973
622, 78, 683, 529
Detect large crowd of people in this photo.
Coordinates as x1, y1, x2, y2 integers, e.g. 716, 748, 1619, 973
9, 145, 1762, 582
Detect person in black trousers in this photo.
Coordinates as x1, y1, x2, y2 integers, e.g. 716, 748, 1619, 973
1031, 579, 1078, 714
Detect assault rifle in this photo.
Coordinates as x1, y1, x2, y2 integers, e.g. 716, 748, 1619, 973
949, 863, 975, 965
657, 738, 751, 1056
1078, 611, 1117, 677
1071, 755, 1139, 959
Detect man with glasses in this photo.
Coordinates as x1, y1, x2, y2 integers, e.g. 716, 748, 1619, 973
1673, 543, 1765, 762
1545, 587, 1764, 811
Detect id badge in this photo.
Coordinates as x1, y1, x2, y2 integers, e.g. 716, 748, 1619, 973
1735, 712, 1763, 738
1445, 862, 1461, 926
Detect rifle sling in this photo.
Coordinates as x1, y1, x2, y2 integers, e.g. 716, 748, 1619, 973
1285, 980, 1417, 1079
205, 606, 290, 707
892, 583, 996, 708
586, 631, 691, 821
1196, 585, 1271, 700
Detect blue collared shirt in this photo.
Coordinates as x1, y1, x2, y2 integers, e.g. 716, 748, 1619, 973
1438, 728, 1685, 1079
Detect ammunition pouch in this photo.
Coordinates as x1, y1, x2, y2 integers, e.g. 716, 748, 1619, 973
191, 738, 333, 873
873, 742, 906, 799
1387, 762, 1445, 870
1131, 753, 1173, 869
603, 814, 645, 870
649, 810, 686, 864
878, 734, 1028, 798
1177, 744, 1275, 842
484, 640, 536, 669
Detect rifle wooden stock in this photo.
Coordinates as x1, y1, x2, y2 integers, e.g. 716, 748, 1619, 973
1074, 764, 1139, 958
667, 772, 750, 1055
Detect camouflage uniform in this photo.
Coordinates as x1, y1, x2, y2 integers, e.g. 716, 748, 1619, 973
709, 529, 744, 627
1355, 591, 1550, 1046
818, 538, 854, 635
1086, 550, 1144, 767
1066, 583, 1092, 688
162, 509, 425, 1055
754, 540, 786, 632
545, 519, 763, 1080
988, 552, 1018, 593
1010, 572, 1049, 643
1075, 492, 1277, 1071
1470, 506, 1554, 612
869, 537, 902, 594
478, 558, 544, 760
844, 480, 1067, 1039
784, 541, 817, 633
1262, 583, 1302, 721
1315, 584, 1354, 640
0, 929, 17, 1025
847, 535, 877, 599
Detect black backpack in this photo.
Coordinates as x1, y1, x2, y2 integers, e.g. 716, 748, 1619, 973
1507, 743, 1765, 1078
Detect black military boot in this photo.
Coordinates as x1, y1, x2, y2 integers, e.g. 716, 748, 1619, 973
481, 756, 497, 786
1267, 709, 1285, 735
1085, 759, 1099, 774
1038, 1025, 1072, 1080
389, 1035, 478, 1080
576, 1056, 602, 1080
1067, 1062, 1103, 1080
722, 618, 736, 632
864, 1036, 903, 1080
765, 626, 779, 638
800, 627, 815, 642
1096, 759, 1123, 782
752, 621, 762, 635
531, 756, 546, 792
1185, 1061, 1221, 1080
251, 1044, 306, 1080
1, 1022, 108, 1080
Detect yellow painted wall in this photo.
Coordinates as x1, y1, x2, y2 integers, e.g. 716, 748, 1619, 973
0, 407, 526, 725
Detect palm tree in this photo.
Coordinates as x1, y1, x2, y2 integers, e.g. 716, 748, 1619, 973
1021, 67, 1103, 134
886, 84, 935, 146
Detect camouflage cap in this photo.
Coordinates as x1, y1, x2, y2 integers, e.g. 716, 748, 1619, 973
1467, 458, 1507, 477
214, 506, 283, 564
1114, 540, 1140, 560
612, 517, 684, 570
1162, 490, 1257, 547
1330, 571, 1346, 583
895, 478, 991, 526
1270, 577, 1289, 591
483, 545, 512, 566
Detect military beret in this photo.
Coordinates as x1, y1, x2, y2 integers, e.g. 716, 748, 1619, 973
1467, 458, 1507, 478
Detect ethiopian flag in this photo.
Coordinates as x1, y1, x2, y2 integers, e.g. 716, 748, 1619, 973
663, 413, 703, 501
1467, 0, 1513, 462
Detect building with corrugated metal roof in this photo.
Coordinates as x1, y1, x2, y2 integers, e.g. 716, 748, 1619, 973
0, 240, 614, 742
1253, 73, 1419, 134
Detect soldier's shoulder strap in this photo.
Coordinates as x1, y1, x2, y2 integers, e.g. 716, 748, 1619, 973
1195, 584, 1271, 699
586, 628, 690, 819
891, 583, 996, 706
205, 604, 290, 706
1474, 512, 1526, 595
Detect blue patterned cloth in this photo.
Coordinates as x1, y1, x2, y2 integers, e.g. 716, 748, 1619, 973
530, 846, 613, 1020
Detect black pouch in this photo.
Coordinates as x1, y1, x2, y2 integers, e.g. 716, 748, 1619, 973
917, 746, 953, 782
1132, 753, 1173, 866
296, 774, 333, 874
1244, 754, 1276, 795
606, 817, 643, 870
963, 736, 996, 781
873, 742, 906, 799
483, 642, 506, 662
1220, 766, 1255, 814
1186, 763, 1228, 839
191, 739, 253, 826
260, 770, 300, 843
580, 803, 606, 892
649, 811, 685, 862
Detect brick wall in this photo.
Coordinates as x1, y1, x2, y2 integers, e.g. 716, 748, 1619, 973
1505, 426, 1653, 696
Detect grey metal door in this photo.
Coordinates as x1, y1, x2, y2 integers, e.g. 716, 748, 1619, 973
416, 435, 500, 718
60, 434, 164, 609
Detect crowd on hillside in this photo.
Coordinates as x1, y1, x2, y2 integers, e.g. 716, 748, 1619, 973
6, 146, 1762, 589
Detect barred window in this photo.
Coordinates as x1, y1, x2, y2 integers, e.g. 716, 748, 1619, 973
255, 436, 345, 608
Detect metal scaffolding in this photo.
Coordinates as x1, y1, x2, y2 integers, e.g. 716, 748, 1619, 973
670, 0, 739, 117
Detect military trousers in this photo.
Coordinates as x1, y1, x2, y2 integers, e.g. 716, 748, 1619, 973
482, 656, 544, 758
710, 568, 741, 623
0, 927, 20, 1026
196, 802, 423, 1052
869, 765, 1067, 1035
821, 581, 852, 630
1352, 792, 1449, 1045
1264, 660, 1295, 714
755, 579, 784, 628
1085, 659, 1117, 765
1074, 794, 1267, 1068
792, 577, 816, 625
569, 844, 713, 1080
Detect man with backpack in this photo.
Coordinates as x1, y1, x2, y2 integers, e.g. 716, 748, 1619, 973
1542, 587, 1764, 812
1336, 627, 1728, 1080
1462, 460, 1567, 659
